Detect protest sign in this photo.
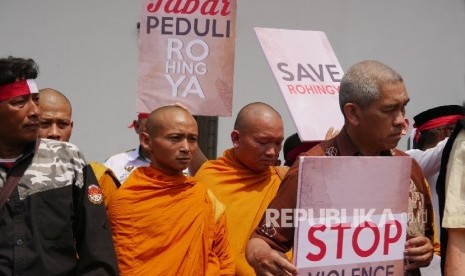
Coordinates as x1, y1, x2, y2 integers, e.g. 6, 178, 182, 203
293, 156, 411, 275
255, 27, 343, 141
137, 0, 237, 116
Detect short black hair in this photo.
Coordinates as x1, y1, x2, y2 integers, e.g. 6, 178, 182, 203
0, 56, 39, 85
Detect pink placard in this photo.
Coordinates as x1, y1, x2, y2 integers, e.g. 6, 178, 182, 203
254, 27, 344, 141
294, 156, 411, 275
137, 0, 237, 116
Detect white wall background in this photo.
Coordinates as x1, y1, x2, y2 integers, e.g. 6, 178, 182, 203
1, 1, 464, 162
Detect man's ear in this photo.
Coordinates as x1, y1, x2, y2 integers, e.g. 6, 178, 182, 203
231, 130, 240, 148
140, 132, 151, 152
343, 103, 360, 126
134, 120, 141, 134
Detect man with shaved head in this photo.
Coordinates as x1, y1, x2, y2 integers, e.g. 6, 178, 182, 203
108, 105, 234, 275
37, 88, 120, 208
104, 110, 207, 183
195, 102, 288, 275
38, 88, 73, 141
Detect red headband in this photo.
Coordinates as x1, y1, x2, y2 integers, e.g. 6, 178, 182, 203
414, 115, 463, 142
138, 113, 149, 119
128, 112, 150, 128
0, 79, 38, 101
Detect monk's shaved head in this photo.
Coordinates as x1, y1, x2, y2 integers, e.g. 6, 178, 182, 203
142, 105, 199, 175
39, 88, 72, 116
145, 105, 197, 136
234, 102, 282, 132
231, 102, 284, 172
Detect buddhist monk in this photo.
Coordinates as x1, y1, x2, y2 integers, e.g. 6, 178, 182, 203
195, 102, 289, 275
108, 105, 234, 275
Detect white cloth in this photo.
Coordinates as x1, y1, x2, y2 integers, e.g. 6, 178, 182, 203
104, 146, 150, 183
406, 138, 448, 238
443, 129, 465, 228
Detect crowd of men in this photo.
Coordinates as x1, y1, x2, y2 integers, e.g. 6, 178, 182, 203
0, 55, 464, 276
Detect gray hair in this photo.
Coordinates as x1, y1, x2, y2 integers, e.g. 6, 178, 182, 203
339, 60, 403, 112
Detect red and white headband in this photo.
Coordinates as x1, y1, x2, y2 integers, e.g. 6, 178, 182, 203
0, 79, 39, 101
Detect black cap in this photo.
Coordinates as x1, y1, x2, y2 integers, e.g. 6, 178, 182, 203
413, 105, 465, 128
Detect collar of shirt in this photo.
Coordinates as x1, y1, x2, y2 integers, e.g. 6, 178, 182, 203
0, 140, 37, 173
136, 146, 150, 163
125, 146, 150, 164
335, 127, 393, 157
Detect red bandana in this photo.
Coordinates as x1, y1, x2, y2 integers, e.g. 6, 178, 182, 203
0, 79, 38, 101
414, 115, 464, 142
128, 112, 150, 128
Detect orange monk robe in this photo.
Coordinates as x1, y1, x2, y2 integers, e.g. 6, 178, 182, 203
195, 148, 289, 275
108, 166, 234, 276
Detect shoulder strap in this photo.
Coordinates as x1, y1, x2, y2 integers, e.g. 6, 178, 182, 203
0, 155, 32, 209
0, 141, 38, 209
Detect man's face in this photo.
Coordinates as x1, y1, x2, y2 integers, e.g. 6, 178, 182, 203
442, 124, 456, 138
39, 102, 73, 142
0, 94, 40, 147
141, 111, 198, 175
232, 116, 284, 172
355, 82, 409, 154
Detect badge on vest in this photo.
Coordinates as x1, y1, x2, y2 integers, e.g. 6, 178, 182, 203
88, 184, 103, 205
124, 165, 135, 172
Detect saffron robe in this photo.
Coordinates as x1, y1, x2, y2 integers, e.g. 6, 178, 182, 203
108, 166, 234, 276
195, 148, 289, 275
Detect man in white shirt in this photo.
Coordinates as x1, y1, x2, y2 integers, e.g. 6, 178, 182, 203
436, 118, 465, 275
104, 113, 151, 183
406, 105, 464, 276
407, 105, 464, 238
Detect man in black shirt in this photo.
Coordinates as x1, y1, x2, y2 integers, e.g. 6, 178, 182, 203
0, 56, 118, 275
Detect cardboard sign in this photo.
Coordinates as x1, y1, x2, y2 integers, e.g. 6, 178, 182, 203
294, 156, 411, 275
254, 27, 344, 141
137, 0, 237, 116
